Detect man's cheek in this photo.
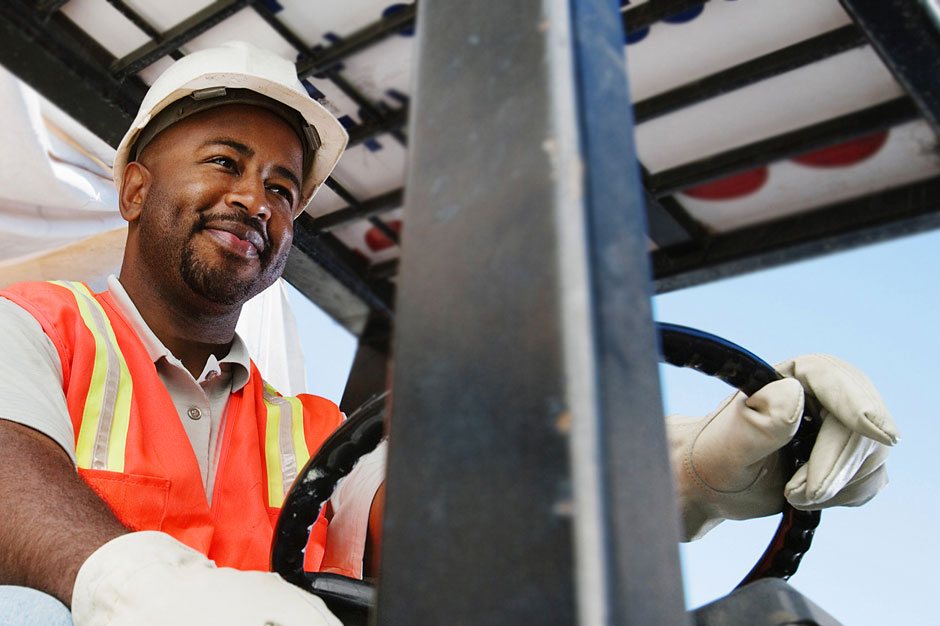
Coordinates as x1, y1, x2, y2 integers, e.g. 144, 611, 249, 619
271, 230, 293, 260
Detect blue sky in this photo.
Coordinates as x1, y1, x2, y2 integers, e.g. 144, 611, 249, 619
289, 228, 939, 625
657, 230, 939, 625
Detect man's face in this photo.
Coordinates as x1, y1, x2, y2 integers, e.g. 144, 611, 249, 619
132, 103, 303, 306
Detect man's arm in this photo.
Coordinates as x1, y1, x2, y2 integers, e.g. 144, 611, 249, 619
0, 298, 343, 625
0, 419, 127, 605
0, 297, 127, 603
363, 482, 385, 578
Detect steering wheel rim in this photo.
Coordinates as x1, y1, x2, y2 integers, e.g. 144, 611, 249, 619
657, 323, 822, 587
271, 323, 823, 617
271, 391, 386, 620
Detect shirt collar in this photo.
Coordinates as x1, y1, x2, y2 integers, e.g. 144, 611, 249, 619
105, 275, 251, 391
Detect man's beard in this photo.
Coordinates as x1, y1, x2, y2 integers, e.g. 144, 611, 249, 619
179, 239, 255, 306
178, 216, 287, 306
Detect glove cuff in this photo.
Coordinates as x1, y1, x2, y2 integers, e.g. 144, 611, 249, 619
668, 386, 795, 540
72, 531, 211, 624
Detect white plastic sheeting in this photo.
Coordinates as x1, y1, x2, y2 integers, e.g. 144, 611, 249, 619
0, 65, 308, 394
236, 280, 308, 396
0, 66, 122, 268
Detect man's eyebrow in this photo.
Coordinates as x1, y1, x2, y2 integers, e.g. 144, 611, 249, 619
201, 138, 254, 157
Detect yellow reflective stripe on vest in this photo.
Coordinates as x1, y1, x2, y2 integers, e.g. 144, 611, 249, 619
52, 281, 133, 472
262, 384, 310, 507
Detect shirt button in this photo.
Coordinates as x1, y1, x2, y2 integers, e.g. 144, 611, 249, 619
187, 407, 202, 421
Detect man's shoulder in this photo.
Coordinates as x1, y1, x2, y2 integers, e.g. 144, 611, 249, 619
1, 279, 95, 300
0, 280, 102, 324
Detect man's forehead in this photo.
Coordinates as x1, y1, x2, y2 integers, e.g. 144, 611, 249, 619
181, 104, 303, 142
144, 104, 304, 166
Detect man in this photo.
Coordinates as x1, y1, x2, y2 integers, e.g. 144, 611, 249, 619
0, 42, 349, 625
0, 41, 898, 626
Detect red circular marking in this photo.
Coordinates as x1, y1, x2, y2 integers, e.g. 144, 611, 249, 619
364, 220, 402, 252
682, 167, 769, 200
792, 131, 889, 168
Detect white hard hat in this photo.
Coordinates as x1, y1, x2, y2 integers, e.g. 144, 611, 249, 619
113, 41, 348, 217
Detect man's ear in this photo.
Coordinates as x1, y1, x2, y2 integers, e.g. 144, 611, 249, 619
119, 162, 152, 222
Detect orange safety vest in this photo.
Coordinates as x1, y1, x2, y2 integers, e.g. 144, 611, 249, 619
1, 280, 343, 572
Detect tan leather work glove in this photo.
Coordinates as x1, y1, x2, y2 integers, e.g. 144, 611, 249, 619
668, 354, 899, 541
72, 531, 343, 626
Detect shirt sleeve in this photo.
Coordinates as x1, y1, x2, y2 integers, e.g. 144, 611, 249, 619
320, 440, 387, 579
0, 297, 75, 463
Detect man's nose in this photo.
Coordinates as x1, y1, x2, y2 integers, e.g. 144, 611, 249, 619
225, 175, 270, 222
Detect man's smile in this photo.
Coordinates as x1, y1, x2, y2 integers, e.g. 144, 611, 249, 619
202, 220, 266, 259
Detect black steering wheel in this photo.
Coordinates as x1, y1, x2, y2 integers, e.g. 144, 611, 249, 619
271, 323, 822, 622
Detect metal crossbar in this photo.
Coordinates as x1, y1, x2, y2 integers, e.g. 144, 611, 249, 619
648, 97, 919, 197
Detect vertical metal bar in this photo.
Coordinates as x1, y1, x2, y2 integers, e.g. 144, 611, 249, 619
376, 0, 686, 623
376, 1, 576, 620
566, 0, 688, 623
339, 313, 392, 414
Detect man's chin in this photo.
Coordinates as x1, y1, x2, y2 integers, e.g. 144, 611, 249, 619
180, 242, 286, 306
181, 262, 266, 306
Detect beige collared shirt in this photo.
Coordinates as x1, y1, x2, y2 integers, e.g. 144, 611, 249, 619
0, 276, 251, 502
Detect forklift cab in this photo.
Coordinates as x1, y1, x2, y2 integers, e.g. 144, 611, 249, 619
0, 1, 937, 624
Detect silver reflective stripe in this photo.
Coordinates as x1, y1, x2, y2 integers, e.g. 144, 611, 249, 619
75, 286, 121, 471
278, 397, 298, 495
263, 386, 299, 501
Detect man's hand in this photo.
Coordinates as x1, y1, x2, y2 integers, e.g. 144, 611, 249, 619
72, 531, 343, 626
668, 354, 899, 541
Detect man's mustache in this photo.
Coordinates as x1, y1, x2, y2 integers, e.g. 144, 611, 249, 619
195, 212, 269, 251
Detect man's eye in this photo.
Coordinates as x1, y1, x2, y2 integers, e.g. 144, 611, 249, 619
209, 156, 236, 169
267, 184, 294, 204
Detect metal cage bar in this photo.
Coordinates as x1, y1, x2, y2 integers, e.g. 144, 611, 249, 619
110, 0, 250, 78
375, 0, 687, 623
654, 174, 940, 292
0, 2, 145, 146
634, 24, 868, 123
647, 97, 919, 197
839, 0, 940, 138
103, 0, 185, 60
313, 188, 405, 233
296, 3, 417, 79
323, 178, 400, 245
